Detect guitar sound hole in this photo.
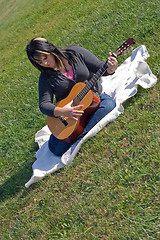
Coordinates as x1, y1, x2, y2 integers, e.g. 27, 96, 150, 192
59, 117, 68, 126
73, 96, 81, 106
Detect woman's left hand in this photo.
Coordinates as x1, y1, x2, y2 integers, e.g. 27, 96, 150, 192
107, 52, 118, 74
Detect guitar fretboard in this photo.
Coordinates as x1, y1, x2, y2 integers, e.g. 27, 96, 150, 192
77, 60, 108, 101
75, 38, 135, 102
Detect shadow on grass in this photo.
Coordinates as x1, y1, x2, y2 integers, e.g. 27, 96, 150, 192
0, 143, 39, 203
0, 142, 64, 203
0, 161, 33, 202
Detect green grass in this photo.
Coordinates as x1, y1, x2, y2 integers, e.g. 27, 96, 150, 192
0, 0, 159, 239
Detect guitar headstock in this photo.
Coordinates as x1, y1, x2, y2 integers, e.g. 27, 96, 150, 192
112, 38, 135, 58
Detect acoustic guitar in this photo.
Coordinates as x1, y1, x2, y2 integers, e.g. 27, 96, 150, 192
47, 38, 135, 143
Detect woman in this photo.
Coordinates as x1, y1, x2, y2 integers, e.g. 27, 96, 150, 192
26, 37, 118, 155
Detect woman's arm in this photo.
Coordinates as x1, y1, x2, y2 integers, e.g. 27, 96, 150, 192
73, 46, 118, 75
38, 74, 56, 117
39, 73, 84, 119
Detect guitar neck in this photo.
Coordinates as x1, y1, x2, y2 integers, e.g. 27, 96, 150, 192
77, 60, 108, 101
76, 38, 135, 102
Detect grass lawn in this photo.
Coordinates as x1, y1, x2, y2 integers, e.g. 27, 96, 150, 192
0, 0, 159, 239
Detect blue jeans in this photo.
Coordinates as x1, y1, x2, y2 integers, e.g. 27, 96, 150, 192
49, 94, 115, 156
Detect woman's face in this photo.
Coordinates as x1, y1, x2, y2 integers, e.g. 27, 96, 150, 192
38, 54, 56, 69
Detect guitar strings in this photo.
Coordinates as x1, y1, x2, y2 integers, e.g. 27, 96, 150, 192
77, 63, 108, 101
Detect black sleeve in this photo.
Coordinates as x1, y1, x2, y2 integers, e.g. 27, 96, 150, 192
38, 73, 56, 117
74, 46, 109, 76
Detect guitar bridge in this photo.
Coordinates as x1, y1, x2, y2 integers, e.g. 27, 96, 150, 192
59, 116, 68, 126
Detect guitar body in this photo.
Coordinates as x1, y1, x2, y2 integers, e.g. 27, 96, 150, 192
47, 82, 100, 143
64, 92, 100, 143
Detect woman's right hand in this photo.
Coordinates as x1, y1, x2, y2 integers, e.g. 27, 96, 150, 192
54, 100, 84, 120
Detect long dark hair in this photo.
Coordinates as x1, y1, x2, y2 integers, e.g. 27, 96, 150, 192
26, 37, 76, 73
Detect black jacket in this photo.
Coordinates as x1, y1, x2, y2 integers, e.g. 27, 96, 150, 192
38, 45, 109, 117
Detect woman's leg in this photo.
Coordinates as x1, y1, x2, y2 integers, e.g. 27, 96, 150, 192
49, 134, 71, 156
76, 93, 116, 139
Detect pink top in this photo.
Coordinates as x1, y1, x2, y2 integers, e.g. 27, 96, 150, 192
63, 67, 74, 80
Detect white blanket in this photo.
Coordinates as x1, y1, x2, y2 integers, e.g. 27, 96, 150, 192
25, 45, 157, 188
